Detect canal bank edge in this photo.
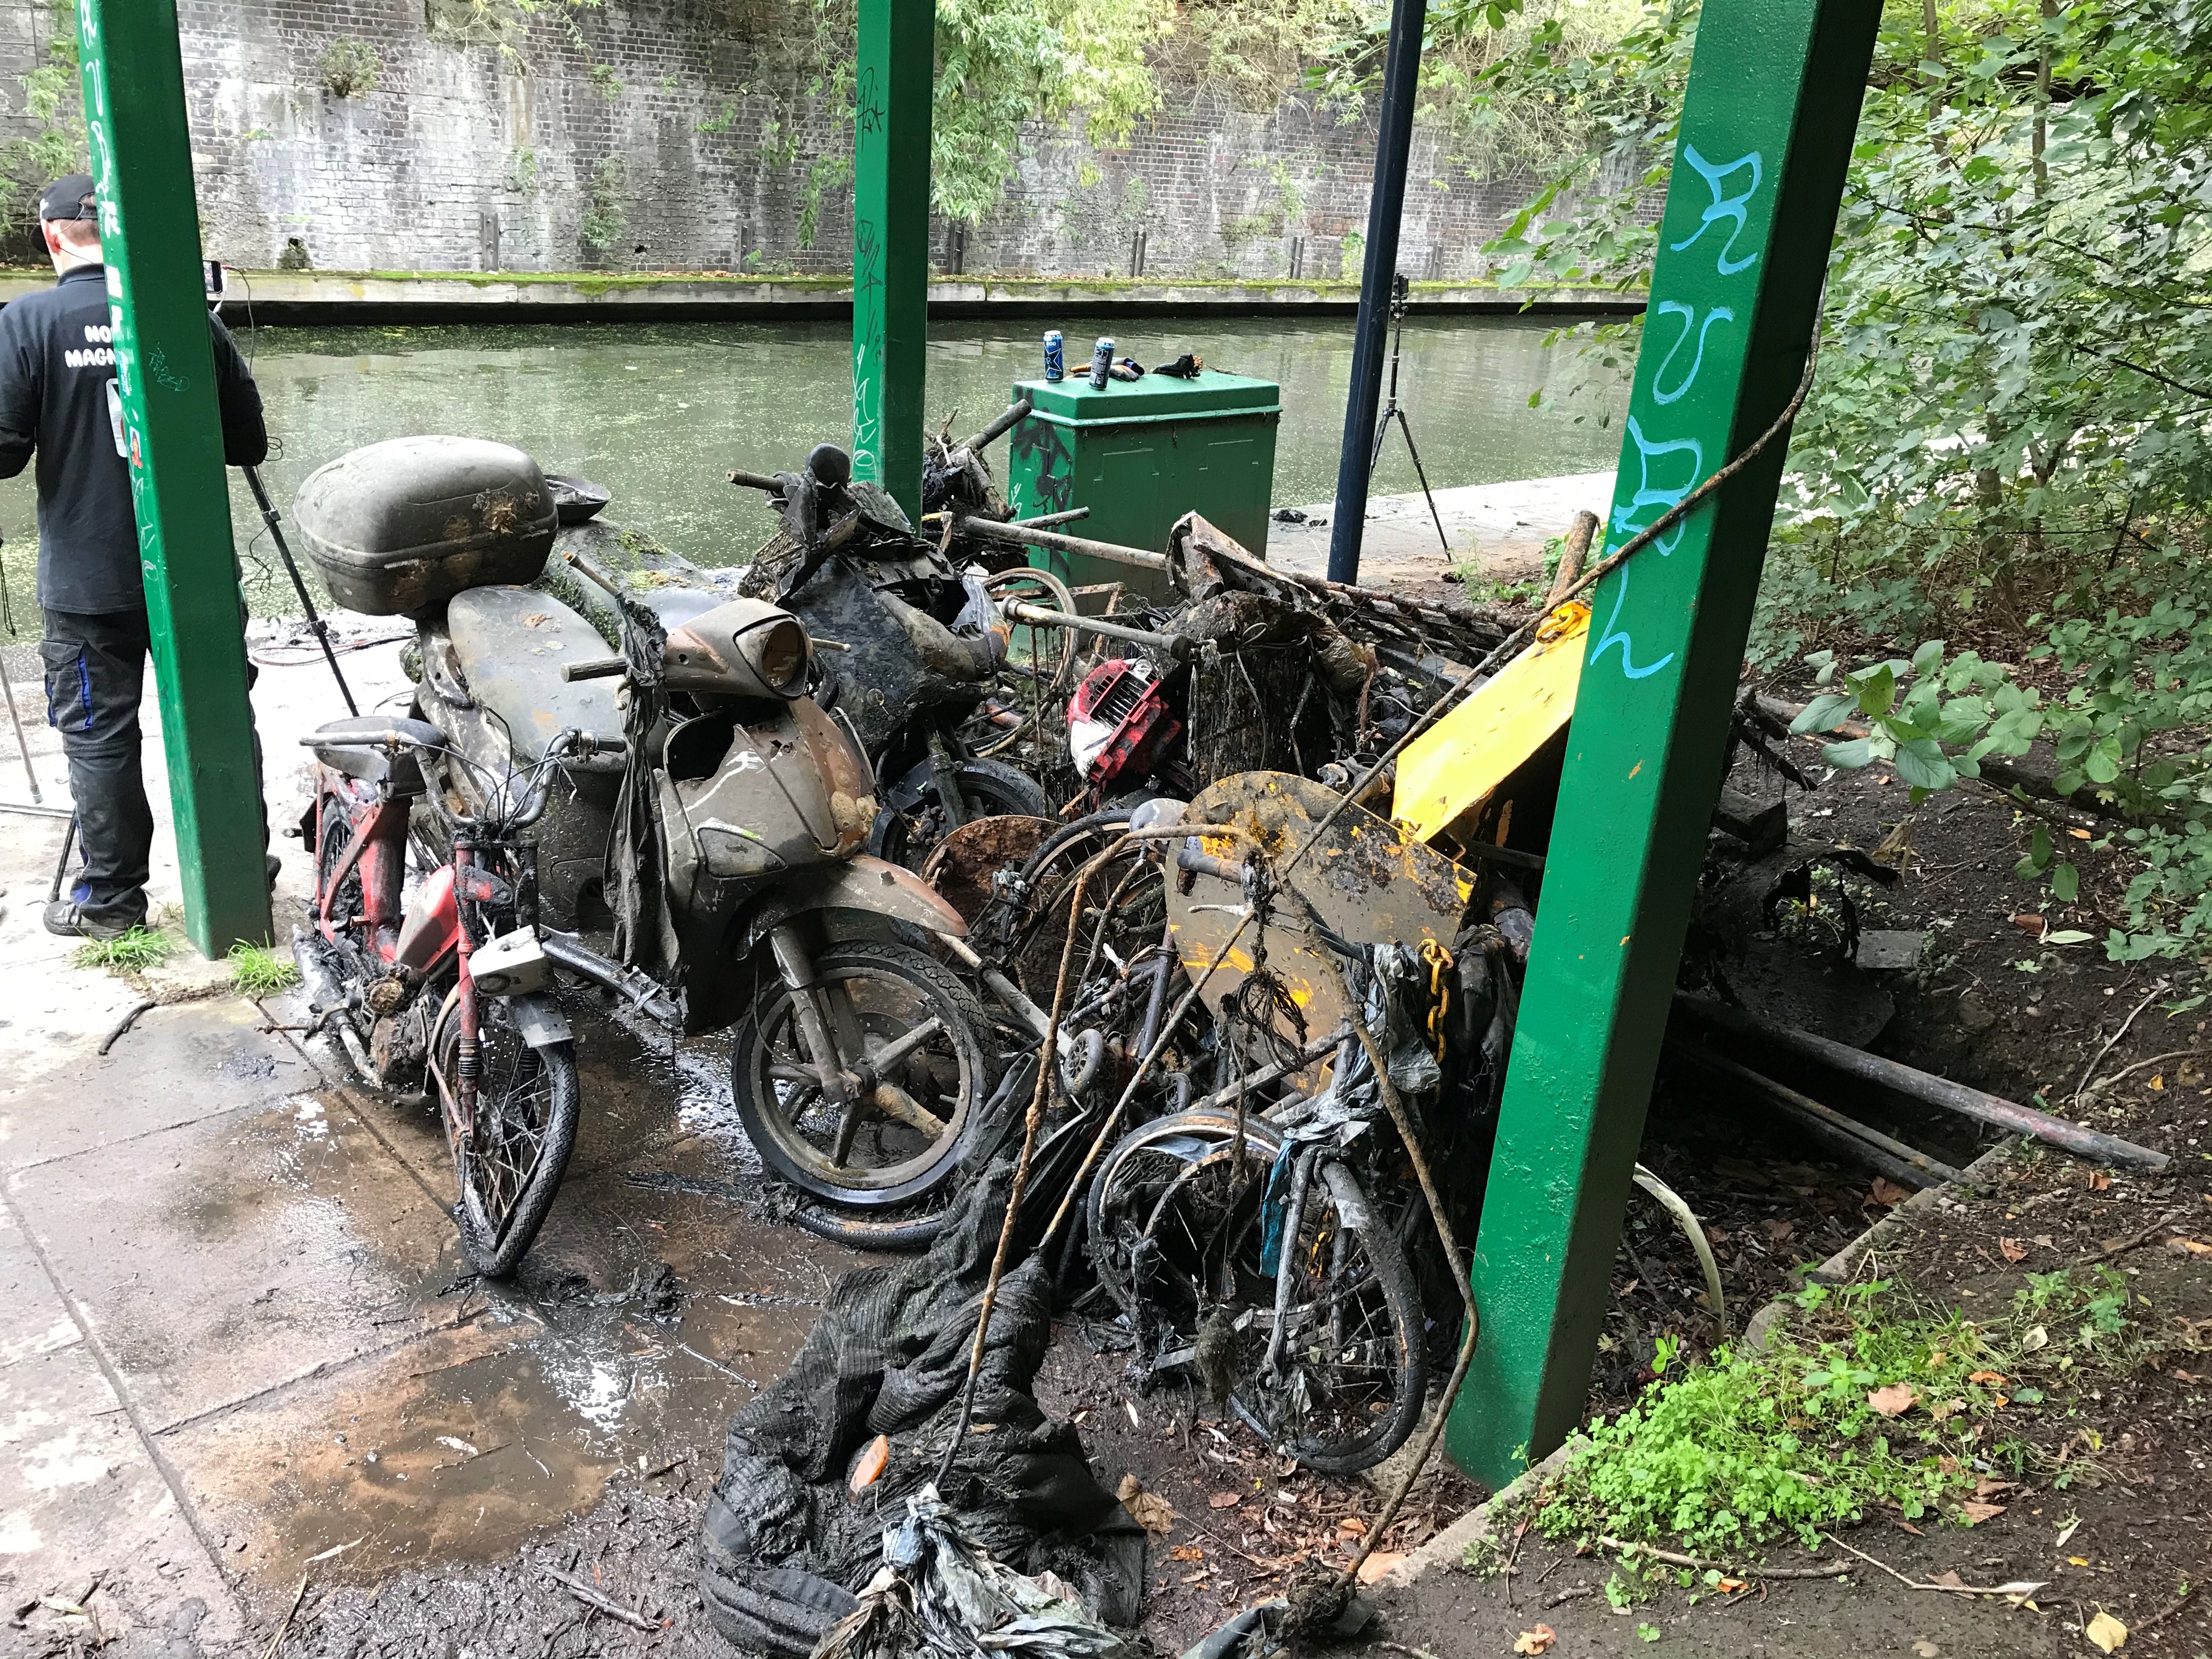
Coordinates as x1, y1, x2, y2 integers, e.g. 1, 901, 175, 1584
0, 268, 1647, 325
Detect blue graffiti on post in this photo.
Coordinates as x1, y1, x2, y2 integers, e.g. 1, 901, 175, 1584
1587, 142, 1767, 686
1668, 147, 1764, 275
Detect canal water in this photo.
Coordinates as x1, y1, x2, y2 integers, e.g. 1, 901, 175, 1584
0, 313, 1627, 619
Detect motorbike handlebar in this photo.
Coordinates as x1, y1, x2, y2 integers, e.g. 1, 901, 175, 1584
562, 657, 627, 682
728, 467, 785, 495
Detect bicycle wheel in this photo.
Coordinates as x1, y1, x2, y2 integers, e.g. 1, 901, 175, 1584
730, 941, 988, 1209
1087, 1111, 1284, 1324
434, 994, 580, 1278
1228, 1158, 1427, 1474
961, 568, 1081, 759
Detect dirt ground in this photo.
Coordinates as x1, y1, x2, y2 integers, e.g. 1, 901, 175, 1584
9, 640, 2211, 1659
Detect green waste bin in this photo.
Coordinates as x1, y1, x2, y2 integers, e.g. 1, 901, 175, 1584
1003, 368, 1280, 600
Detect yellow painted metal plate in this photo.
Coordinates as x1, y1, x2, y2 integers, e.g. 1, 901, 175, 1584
1167, 771, 1477, 1093
1391, 601, 1590, 844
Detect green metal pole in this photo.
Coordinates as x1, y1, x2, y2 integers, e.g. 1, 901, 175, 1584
851, 0, 934, 523
1446, 0, 1878, 1485
76, 0, 270, 956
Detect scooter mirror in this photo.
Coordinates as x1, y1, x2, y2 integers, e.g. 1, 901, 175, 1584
663, 596, 812, 699
806, 444, 852, 489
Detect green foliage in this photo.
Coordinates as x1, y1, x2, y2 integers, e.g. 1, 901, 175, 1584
0, 0, 85, 222
75, 927, 177, 974
1460, 0, 2212, 958
1536, 1271, 2160, 1558
228, 942, 300, 996
581, 156, 627, 253
315, 37, 382, 98
505, 146, 540, 195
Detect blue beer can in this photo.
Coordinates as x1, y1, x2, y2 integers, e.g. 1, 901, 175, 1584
1043, 330, 1065, 382
1089, 336, 1115, 391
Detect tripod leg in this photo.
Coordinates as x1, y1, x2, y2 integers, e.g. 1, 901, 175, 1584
1395, 410, 1451, 556
245, 465, 358, 716
49, 812, 78, 904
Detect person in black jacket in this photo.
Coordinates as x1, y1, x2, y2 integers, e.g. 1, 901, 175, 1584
0, 174, 269, 939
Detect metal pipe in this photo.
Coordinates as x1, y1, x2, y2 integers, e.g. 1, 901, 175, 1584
244, 464, 357, 716
1006, 507, 1091, 529
1667, 1037, 1961, 1187
728, 467, 785, 494
1675, 995, 2169, 1170
960, 397, 1032, 456
957, 515, 1169, 572
1002, 599, 1198, 661
1325, 0, 1426, 586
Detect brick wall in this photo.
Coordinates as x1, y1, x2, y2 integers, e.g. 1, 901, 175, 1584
0, 0, 1561, 278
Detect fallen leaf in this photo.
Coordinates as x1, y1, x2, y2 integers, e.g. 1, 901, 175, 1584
1169, 1545, 1205, 1562
2086, 1609, 2128, 1653
1999, 1237, 2029, 1262
2010, 913, 2046, 936
2069, 1556, 2091, 1567
1356, 1551, 1407, 1585
848, 1434, 890, 1493
1974, 1477, 2018, 1499
1868, 1382, 1918, 1417
1513, 1626, 1558, 1656
2170, 1238, 2212, 1257
1968, 1370, 2006, 1385
1912, 1643, 1941, 1658
1717, 1576, 1748, 1591
1895, 1519, 1925, 1536
1116, 1474, 1177, 1536
1339, 1516, 1367, 1537
1762, 1218, 1795, 1243
1960, 1500, 2006, 1525
2055, 1517, 2081, 1547
2088, 1170, 2113, 1193
1208, 1492, 1243, 1510
1871, 1177, 1913, 1208
1929, 1570, 1970, 1589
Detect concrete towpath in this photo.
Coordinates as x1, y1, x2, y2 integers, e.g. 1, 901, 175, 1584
0, 635, 851, 1655
1264, 470, 1615, 590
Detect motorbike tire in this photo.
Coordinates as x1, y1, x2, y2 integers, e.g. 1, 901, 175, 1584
730, 940, 989, 1210
868, 757, 1049, 872
434, 995, 582, 1279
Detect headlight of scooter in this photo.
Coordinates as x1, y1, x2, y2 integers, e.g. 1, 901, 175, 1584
664, 597, 813, 699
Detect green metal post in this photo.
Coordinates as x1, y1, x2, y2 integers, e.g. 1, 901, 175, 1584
851, 0, 934, 523
1446, 0, 1878, 1485
76, 0, 270, 955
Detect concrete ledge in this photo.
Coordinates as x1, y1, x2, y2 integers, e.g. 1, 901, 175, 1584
0, 267, 1647, 324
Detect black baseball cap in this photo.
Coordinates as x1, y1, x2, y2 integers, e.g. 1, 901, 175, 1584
38, 175, 98, 223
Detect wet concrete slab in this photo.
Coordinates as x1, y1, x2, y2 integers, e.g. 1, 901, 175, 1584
0, 1188, 246, 1645
0, 997, 317, 1172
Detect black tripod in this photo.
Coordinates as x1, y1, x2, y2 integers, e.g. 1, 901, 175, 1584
1368, 272, 1449, 554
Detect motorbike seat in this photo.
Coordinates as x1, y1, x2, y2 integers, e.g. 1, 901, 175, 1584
309, 715, 445, 791
445, 586, 622, 765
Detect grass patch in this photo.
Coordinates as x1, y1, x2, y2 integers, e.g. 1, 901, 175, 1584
1530, 1269, 2159, 1560
228, 941, 300, 996
73, 926, 177, 974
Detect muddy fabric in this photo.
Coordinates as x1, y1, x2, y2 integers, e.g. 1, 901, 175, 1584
816, 1489, 1136, 1659
698, 1157, 1144, 1658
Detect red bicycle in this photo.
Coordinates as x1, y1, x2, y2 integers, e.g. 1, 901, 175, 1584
292, 714, 605, 1276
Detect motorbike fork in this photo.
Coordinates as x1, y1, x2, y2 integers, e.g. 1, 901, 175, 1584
925, 722, 969, 832
768, 923, 861, 1158
449, 843, 481, 1150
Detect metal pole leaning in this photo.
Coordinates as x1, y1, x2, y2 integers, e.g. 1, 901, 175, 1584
851, 0, 935, 523
76, 0, 271, 953
244, 465, 356, 716
1446, 0, 1883, 1486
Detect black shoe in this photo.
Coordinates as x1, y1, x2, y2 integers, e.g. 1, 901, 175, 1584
45, 900, 140, 942
267, 853, 282, 893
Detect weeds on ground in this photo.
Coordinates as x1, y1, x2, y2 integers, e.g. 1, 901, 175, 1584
74, 927, 177, 974
1531, 1269, 2168, 1560
228, 941, 299, 996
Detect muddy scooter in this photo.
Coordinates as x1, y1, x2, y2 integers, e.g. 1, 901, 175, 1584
729, 444, 1049, 871
294, 716, 608, 1277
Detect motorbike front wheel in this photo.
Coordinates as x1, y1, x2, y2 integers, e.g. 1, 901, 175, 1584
433, 995, 582, 1278
731, 941, 988, 1209
868, 757, 1048, 872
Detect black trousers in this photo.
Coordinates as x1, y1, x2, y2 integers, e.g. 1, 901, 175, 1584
42, 603, 268, 928
42, 606, 155, 927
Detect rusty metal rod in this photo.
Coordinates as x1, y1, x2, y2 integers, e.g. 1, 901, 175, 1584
957, 515, 1169, 572
1667, 1037, 1960, 1188
728, 467, 784, 494
960, 397, 1032, 455
1001, 599, 1199, 661
1675, 996, 2169, 1170
1006, 507, 1091, 529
